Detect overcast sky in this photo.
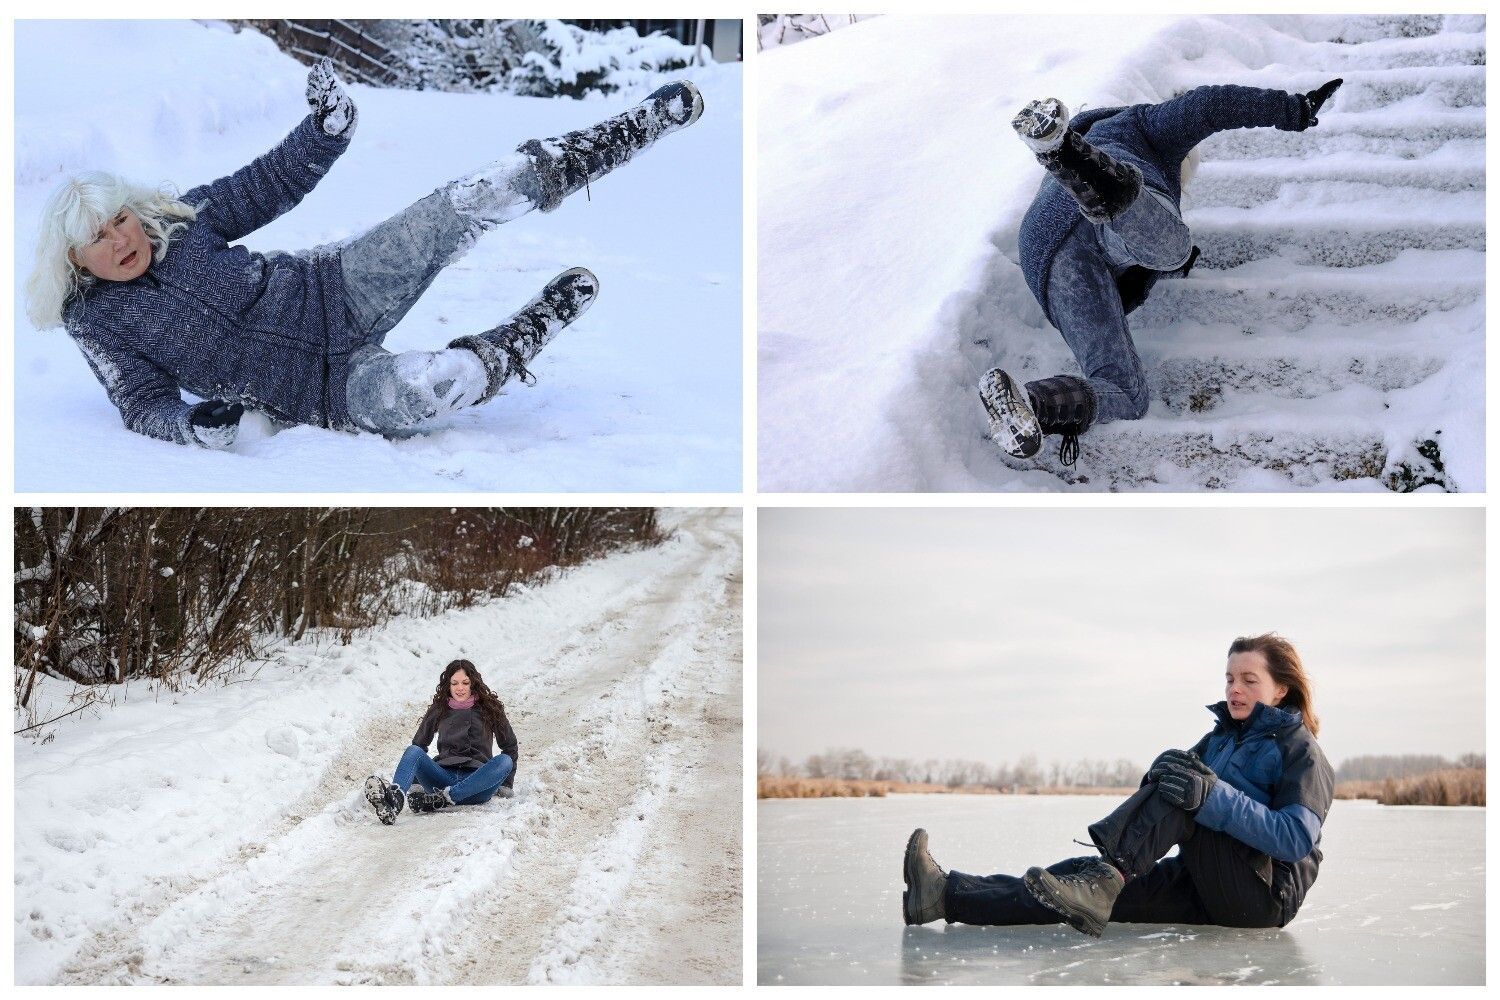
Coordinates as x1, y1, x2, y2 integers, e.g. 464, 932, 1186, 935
759, 508, 1484, 771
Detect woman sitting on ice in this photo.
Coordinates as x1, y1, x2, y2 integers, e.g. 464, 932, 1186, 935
980, 80, 1341, 465
365, 659, 519, 825
24, 60, 703, 447
903, 634, 1334, 936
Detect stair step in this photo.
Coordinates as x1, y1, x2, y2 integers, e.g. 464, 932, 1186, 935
1198, 110, 1483, 160
1304, 14, 1450, 43
1148, 353, 1443, 413
1186, 213, 1484, 269
1301, 33, 1486, 69
1131, 252, 1484, 330
1185, 156, 1485, 209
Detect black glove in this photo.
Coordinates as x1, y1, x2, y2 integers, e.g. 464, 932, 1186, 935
306, 57, 358, 138
1155, 758, 1217, 812
1143, 748, 1184, 784
1300, 78, 1342, 129
188, 400, 243, 449
1147, 748, 1210, 780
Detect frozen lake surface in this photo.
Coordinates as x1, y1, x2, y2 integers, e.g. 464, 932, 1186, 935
759, 794, 1483, 985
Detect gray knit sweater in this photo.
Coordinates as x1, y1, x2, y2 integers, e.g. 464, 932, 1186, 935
64, 115, 356, 444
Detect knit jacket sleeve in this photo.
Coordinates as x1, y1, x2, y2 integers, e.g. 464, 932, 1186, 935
68, 316, 197, 446
493, 705, 519, 789
1137, 85, 1308, 165
182, 114, 352, 243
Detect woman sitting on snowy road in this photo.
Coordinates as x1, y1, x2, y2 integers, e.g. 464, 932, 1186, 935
365, 658, 519, 825
980, 80, 1342, 465
902, 633, 1334, 937
24, 59, 703, 448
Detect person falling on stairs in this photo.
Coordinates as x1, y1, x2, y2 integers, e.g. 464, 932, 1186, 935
982, 80, 1342, 467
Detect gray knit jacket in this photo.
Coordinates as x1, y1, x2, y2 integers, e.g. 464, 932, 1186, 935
64, 115, 356, 444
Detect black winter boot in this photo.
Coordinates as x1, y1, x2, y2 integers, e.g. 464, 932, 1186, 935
364, 775, 406, 826
1023, 857, 1125, 938
902, 828, 949, 925
1013, 97, 1142, 223
979, 370, 1097, 465
408, 788, 454, 814
449, 267, 600, 403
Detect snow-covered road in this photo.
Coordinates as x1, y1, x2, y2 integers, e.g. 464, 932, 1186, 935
23, 511, 742, 985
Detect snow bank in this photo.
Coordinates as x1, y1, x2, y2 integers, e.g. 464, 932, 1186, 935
13, 528, 705, 985
15, 20, 741, 491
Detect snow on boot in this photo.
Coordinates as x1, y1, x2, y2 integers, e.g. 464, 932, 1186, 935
518, 81, 705, 213
1026, 374, 1098, 466
408, 788, 454, 814
902, 828, 948, 926
1024, 857, 1125, 938
449, 267, 600, 403
364, 775, 405, 826
979, 368, 1043, 460
1014, 98, 1142, 223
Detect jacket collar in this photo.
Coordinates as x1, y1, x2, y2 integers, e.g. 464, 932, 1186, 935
1207, 700, 1301, 737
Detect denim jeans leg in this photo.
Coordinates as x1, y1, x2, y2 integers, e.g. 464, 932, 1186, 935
393, 746, 458, 792
340, 190, 478, 345
1101, 186, 1192, 271
1045, 228, 1151, 421
447, 754, 515, 805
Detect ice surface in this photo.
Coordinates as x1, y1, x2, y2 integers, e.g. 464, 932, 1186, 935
759, 794, 1483, 985
15, 20, 741, 491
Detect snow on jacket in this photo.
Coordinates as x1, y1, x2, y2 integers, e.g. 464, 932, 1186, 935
412, 700, 520, 788
1018, 85, 1309, 329
1187, 700, 1334, 925
64, 115, 356, 445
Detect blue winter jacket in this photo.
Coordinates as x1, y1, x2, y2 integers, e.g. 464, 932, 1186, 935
1019, 85, 1308, 328
1188, 700, 1334, 923
64, 115, 356, 445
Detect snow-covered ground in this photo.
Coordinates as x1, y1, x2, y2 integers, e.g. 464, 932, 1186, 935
760, 794, 1484, 985
15, 510, 742, 985
15, 21, 741, 491
758, 14, 1484, 491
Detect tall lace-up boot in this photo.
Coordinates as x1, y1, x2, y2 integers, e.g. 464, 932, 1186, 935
1013, 97, 1142, 223
979, 370, 1097, 466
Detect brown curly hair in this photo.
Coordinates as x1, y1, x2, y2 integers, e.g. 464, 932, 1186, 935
426, 659, 508, 740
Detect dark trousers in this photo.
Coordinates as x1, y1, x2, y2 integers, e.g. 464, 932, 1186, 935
945, 784, 1283, 929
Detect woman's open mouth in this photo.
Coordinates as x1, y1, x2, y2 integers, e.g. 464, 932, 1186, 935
119, 250, 138, 268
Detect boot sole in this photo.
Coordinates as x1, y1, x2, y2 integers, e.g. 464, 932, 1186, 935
1012, 98, 1068, 150
364, 775, 396, 826
979, 368, 1042, 458
1023, 867, 1107, 938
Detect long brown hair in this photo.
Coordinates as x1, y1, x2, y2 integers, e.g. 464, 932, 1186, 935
1228, 634, 1319, 737
427, 659, 508, 739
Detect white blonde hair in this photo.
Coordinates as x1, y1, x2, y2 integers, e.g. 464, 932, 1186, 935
1179, 147, 1203, 190
25, 172, 197, 330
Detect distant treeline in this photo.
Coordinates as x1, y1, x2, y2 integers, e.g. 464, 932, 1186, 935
1335, 753, 1485, 781
16, 507, 662, 705
758, 746, 1141, 791
1336, 768, 1484, 807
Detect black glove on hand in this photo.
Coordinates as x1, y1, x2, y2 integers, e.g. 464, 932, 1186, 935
1143, 749, 1184, 784
306, 57, 357, 138
188, 400, 244, 449
1148, 748, 1212, 780
1300, 78, 1343, 129
1156, 759, 1217, 812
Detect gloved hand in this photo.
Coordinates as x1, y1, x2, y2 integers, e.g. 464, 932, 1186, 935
188, 400, 243, 449
1147, 748, 1213, 781
306, 57, 358, 138
1299, 78, 1343, 129
1155, 757, 1218, 813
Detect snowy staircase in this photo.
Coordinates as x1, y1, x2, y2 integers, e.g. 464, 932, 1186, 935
1027, 14, 1485, 490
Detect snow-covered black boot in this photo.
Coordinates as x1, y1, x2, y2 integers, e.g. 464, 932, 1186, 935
980, 370, 1097, 466
902, 828, 948, 925
364, 775, 406, 826
408, 788, 454, 814
518, 81, 705, 213
448, 267, 600, 403
1013, 97, 1142, 223
1024, 857, 1125, 938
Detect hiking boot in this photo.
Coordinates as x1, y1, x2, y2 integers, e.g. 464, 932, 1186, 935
1014, 97, 1142, 223
408, 788, 454, 814
902, 828, 948, 925
364, 775, 405, 826
980, 367, 1043, 459
1026, 374, 1097, 466
1023, 857, 1125, 938
449, 267, 600, 402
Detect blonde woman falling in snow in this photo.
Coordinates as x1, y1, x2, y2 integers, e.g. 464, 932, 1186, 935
26, 59, 703, 448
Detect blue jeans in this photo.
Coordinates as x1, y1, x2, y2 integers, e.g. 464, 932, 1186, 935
1045, 187, 1192, 422
393, 744, 515, 805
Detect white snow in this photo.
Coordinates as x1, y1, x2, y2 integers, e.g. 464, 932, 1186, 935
758, 14, 1484, 491
15, 511, 742, 985
14, 21, 741, 491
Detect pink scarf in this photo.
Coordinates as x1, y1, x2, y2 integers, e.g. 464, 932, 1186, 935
448, 696, 477, 710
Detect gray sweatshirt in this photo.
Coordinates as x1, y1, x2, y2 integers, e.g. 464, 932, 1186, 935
412, 702, 518, 788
